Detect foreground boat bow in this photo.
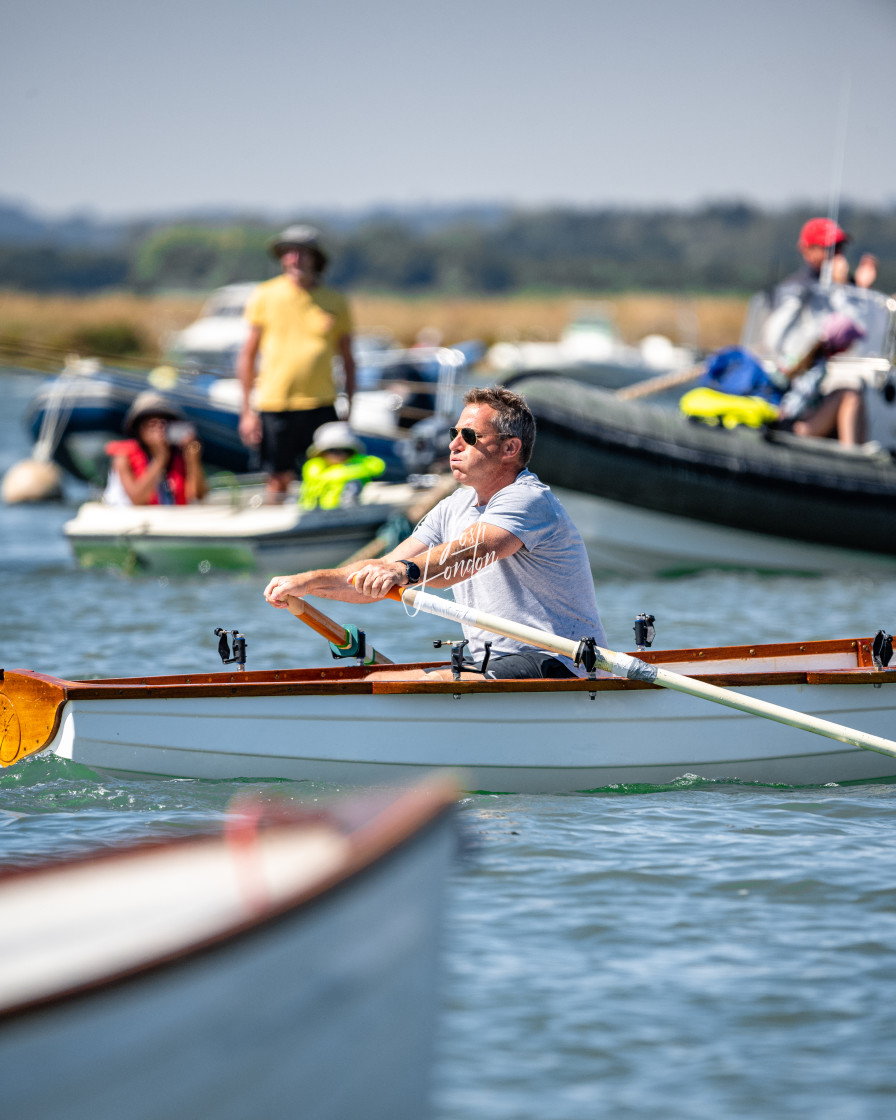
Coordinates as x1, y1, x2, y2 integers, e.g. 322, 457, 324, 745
0, 777, 459, 1120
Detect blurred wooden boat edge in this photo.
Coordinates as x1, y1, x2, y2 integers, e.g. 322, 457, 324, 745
0, 775, 459, 1120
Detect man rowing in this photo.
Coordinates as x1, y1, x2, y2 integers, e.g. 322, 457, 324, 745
264, 385, 606, 681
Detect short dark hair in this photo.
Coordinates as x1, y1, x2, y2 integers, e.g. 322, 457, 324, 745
463, 385, 536, 465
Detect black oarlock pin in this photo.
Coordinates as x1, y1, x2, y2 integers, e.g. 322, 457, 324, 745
215, 628, 247, 671
634, 614, 656, 651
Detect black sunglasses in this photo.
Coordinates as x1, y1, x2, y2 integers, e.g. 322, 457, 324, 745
449, 426, 480, 446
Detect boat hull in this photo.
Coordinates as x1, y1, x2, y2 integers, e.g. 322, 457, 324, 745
63, 497, 402, 575
4, 636, 894, 791
24, 368, 253, 480
24, 370, 410, 484
508, 375, 896, 570
0, 782, 457, 1120
555, 489, 896, 577
41, 681, 895, 790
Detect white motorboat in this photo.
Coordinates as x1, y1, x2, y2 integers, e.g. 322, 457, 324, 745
165, 282, 262, 376
61, 477, 448, 575
18, 341, 477, 491
0, 777, 458, 1120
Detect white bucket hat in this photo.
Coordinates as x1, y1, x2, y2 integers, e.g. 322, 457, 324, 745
308, 422, 362, 456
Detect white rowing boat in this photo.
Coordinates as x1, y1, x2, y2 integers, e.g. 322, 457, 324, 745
0, 777, 458, 1120
2, 631, 894, 791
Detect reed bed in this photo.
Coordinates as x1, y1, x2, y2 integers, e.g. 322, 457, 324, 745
0, 291, 204, 369
352, 293, 748, 351
0, 289, 749, 370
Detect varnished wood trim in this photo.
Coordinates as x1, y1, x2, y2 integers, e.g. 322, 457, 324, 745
91, 663, 381, 686
63, 680, 376, 701
368, 670, 822, 695
806, 668, 896, 685
636, 636, 869, 665
0, 672, 68, 766
60, 636, 873, 688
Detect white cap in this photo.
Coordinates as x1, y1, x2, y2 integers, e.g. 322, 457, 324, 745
309, 421, 362, 455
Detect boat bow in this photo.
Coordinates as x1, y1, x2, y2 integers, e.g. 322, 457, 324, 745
0, 670, 69, 766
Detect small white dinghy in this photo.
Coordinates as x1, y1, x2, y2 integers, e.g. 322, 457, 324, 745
0, 777, 459, 1120
62, 479, 433, 575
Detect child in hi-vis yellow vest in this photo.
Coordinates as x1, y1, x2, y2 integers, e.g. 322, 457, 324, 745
299, 422, 385, 510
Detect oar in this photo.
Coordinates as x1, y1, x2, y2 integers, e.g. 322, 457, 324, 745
384, 585, 896, 761
284, 596, 393, 665
615, 362, 704, 400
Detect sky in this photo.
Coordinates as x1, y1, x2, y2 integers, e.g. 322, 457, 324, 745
3, 0, 896, 220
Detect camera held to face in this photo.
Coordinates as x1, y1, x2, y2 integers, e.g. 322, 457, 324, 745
166, 422, 196, 447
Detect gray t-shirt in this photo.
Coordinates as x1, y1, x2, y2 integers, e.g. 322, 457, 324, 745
412, 470, 606, 674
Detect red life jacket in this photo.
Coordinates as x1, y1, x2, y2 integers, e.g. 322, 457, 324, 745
105, 439, 189, 505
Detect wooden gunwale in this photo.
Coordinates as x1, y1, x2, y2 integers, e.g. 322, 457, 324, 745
633, 636, 874, 665
23, 668, 895, 701
60, 635, 890, 695
806, 669, 896, 685
3, 637, 889, 703
37, 633, 876, 689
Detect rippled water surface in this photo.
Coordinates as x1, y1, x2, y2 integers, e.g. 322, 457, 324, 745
2, 368, 896, 1118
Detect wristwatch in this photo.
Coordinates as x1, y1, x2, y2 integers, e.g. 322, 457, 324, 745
398, 559, 421, 585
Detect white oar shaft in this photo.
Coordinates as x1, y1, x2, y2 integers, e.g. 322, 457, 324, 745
398, 587, 581, 660
395, 587, 896, 761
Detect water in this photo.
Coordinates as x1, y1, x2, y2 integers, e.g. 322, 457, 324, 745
2, 367, 896, 1118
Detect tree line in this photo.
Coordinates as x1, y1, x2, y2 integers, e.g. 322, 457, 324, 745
1, 202, 895, 295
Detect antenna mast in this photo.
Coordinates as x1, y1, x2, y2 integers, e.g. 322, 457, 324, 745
821, 74, 852, 286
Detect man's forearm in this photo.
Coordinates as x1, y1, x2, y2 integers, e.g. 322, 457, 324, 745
268, 558, 385, 605
342, 356, 356, 401
355, 524, 515, 597
237, 332, 261, 410
237, 362, 255, 411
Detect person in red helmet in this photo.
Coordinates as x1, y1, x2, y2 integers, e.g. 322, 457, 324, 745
767, 218, 877, 445
788, 217, 877, 288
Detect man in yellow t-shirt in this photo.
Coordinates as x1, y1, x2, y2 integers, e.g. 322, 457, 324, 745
237, 225, 356, 500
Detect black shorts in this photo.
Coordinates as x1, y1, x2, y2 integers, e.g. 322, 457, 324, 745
260, 406, 339, 475
484, 651, 576, 680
